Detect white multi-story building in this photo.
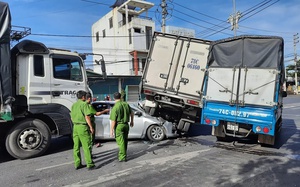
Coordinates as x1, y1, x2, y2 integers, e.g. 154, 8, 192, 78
92, 0, 155, 75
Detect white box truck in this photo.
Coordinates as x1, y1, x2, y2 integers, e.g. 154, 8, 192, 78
141, 32, 211, 132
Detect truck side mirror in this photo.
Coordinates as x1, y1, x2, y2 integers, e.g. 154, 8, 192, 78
100, 59, 107, 79
282, 91, 287, 97
95, 59, 107, 79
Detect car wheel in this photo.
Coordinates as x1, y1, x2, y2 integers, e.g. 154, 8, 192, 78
147, 125, 165, 142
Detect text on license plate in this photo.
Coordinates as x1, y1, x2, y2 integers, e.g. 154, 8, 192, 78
227, 124, 238, 131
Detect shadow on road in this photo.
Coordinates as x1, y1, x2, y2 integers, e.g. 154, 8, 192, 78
187, 123, 212, 136
274, 118, 297, 149
0, 147, 14, 163
44, 136, 73, 155
213, 118, 300, 186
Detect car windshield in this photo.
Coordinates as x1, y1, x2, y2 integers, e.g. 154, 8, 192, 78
130, 102, 145, 112
92, 102, 113, 112
92, 101, 145, 113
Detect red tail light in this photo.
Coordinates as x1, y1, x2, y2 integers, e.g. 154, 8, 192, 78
187, 100, 199, 106
144, 90, 153, 95
263, 127, 269, 134
205, 118, 211, 124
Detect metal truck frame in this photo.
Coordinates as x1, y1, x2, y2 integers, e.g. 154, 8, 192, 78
201, 35, 286, 145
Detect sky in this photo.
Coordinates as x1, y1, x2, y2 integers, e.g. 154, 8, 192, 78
7, 0, 300, 68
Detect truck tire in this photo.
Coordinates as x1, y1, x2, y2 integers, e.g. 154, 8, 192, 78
5, 118, 51, 159
216, 136, 228, 142
147, 125, 165, 142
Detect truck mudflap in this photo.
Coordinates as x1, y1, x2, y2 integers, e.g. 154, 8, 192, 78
202, 102, 277, 137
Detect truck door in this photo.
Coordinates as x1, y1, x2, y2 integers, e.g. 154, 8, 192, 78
50, 54, 87, 110
239, 68, 277, 107
20, 54, 52, 105
205, 67, 277, 117
205, 67, 239, 104
173, 39, 210, 97
143, 33, 210, 98
143, 34, 183, 93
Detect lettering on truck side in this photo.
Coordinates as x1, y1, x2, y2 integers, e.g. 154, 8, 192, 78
61, 90, 77, 95
187, 58, 200, 70
31, 90, 77, 95
217, 109, 268, 118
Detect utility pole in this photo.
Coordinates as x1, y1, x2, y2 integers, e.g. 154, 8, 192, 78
228, 0, 241, 36
294, 33, 299, 94
161, 0, 167, 33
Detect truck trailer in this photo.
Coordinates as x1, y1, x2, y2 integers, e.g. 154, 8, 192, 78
201, 35, 286, 145
141, 32, 211, 132
0, 2, 93, 159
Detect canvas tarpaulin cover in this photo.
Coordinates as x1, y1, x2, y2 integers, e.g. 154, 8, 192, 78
0, 1, 12, 104
208, 35, 284, 69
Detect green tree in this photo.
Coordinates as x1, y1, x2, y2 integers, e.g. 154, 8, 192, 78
285, 59, 300, 78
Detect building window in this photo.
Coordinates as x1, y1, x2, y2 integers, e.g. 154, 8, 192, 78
96, 31, 99, 42
34, 55, 44, 77
145, 26, 152, 50
102, 29, 106, 38
132, 57, 139, 72
141, 58, 147, 72
109, 17, 113, 28
129, 29, 132, 44
134, 28, 141, 33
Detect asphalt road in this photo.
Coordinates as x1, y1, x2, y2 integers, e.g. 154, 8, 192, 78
1, 95, 300, 187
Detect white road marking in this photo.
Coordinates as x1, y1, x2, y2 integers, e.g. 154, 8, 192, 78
283, 105, 300, 109
66, 149, 211, 187
36, 161, 74, 171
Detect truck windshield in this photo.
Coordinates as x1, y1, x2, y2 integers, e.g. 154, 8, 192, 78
53, 57, 83, 81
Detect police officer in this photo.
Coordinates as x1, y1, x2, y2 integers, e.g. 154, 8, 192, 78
109, 92, 134, 162
85, 92, 109, 154
71, 90, 95, 170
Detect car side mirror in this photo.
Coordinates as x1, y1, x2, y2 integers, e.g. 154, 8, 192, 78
134, 111, 142, 117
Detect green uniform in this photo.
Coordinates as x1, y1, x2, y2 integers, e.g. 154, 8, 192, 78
87, 103, 97, 146
109, 101, 132, 161
71, 99, 94, 168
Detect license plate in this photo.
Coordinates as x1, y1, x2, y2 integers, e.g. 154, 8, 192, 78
227, 123, 238, 131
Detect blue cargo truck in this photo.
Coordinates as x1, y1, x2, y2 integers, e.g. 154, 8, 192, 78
201, 36, 286, 145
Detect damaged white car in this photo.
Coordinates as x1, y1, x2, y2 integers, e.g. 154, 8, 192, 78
92, 101, 178, 142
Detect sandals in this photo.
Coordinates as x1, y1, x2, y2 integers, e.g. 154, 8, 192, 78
95, 143, 102, 148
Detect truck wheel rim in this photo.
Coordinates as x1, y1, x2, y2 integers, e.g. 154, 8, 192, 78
18, 128, 42, 150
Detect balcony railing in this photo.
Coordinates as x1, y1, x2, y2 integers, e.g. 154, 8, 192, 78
118, 16, 152, 27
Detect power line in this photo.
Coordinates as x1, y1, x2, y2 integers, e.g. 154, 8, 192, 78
80, 0, 111, 6
171, 15, 232, 37
239, 25, 294, 35
171, 1, 224, 22
170, 0, 282, 38
169, 1, 230, 37
240, 0, 280, 22
30, 33, 148, 38
203, 0, 280, 38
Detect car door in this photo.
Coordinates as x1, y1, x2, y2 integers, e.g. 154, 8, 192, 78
93, 102, 112, 139
128, 106, 146, 139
